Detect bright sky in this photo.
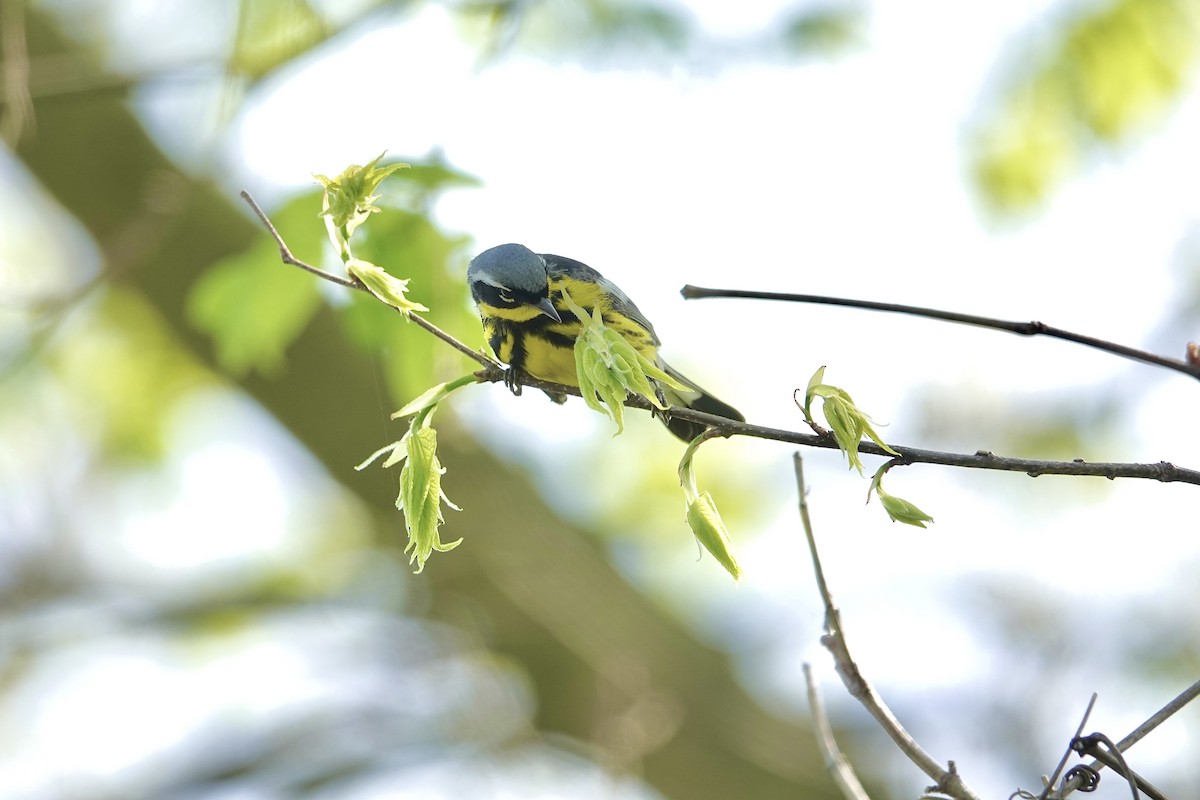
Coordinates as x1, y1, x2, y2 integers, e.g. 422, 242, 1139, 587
7, 0, 1200, 797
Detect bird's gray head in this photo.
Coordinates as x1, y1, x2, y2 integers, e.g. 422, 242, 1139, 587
467, 243, 549, 296
467, 244, 561, 323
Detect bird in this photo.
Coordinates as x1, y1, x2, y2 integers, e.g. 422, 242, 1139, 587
467, 243, 743, 441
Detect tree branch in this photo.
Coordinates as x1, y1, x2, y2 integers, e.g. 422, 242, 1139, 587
803, 663, 872, 800
680, 285, 1200, 382
794, 454, 981, 800
242, 190, 1200, 488
239, 190, 501, 371
471, 370, 1200, 486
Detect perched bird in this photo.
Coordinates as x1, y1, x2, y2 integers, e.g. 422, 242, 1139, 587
467, 243, 743, 441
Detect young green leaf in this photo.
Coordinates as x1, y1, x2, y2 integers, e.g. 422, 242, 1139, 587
687, 491, 743, 580
314, 153, 409, 239
869, 464, 934, 528
397, 425, 462, 573
561, 289, 686, 434
346, 258, 429, 316
800, 367, 899, 472
677, 435, 741, 580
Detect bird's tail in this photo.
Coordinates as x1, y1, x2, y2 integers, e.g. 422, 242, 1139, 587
658, 363, 744, 442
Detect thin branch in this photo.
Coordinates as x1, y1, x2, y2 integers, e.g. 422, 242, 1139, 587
239, 190, 501, 370
1037, 693, 1096, 800
793, 454, 981, 800
803, 662, 873, 800
681, 285, 1200, 382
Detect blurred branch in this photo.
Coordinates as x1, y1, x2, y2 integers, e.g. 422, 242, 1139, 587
680, 285, 1200, 382
245, 192, 1200, 488
1036, 693, 1096, 800
803, 663, 872, 800
1, 0, 35, 145
793, 454, 981, 800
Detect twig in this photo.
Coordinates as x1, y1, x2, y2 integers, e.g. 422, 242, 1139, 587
1058, 677, 1200, 798
794, 454, 981, 800
239, 190, 501, 371
680, 285, 1200, 382
1037, 693, 1096, 800
804, 663, 873, 800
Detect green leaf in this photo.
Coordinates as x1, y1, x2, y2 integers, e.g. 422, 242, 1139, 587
231, 0, 327, 80
391, 374, 475, 420
562, 289, 685, 434
187, 194, 324, 376
801, 367, 899, 472
687, 491, 742, 580
315, 153, 409, 241
397, 425, 462, 573
869, 464, 934, 528
346, 258, 428, 316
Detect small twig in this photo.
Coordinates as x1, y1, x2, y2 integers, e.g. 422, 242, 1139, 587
794, 454, 981, 800
1059, 677, 1200, 798
1037, 693, 1097, 800
804, 663, 873, 800
239, 190, 500, 370
681, 285, 1200, 382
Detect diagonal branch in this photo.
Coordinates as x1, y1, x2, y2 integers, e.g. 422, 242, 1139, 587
680, 285, 1200, 382
793, 454, 981, 800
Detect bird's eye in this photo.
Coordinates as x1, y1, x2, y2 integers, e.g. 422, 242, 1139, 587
499, 291, 514, 304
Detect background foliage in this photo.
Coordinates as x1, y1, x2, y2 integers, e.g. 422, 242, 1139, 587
2, 1, 1199, 798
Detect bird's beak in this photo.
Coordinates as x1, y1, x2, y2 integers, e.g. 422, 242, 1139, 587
534, 296, 562, 323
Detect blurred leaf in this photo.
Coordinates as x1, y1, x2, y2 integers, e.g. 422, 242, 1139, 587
342, 204, 477, 403
51, 288, 212, 461
970, 0, 1200, 215
395, 156, 483, 195
782, 5, 864, 56
187, 194, 325, 377
232, 0, 328, 80
472, 0, 692, 58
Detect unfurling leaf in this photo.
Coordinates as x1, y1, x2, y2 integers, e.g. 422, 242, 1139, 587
677, 434, 741, 580
315, 152, 408, 239
801, 366, 898, 474
347, 258, 428, 316
869, 463, 934, 528
687, 492, 742, 580
561, 288, 686, 435
397, 425, 462, 572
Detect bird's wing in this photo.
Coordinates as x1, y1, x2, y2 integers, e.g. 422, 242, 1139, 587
542, 253, 661, 345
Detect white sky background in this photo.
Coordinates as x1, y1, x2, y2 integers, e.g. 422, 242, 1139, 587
8, 0, 1200, 797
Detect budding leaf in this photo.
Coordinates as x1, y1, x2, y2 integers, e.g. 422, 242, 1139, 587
801, 366, 898, 473
677, 435, 741, 580
562, 289, 686, 435
347, 258, 428, 316
869, 464, 934, 528
315, 152, 408, 239
687, 492, 743, 580
398, 425, 462, 573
